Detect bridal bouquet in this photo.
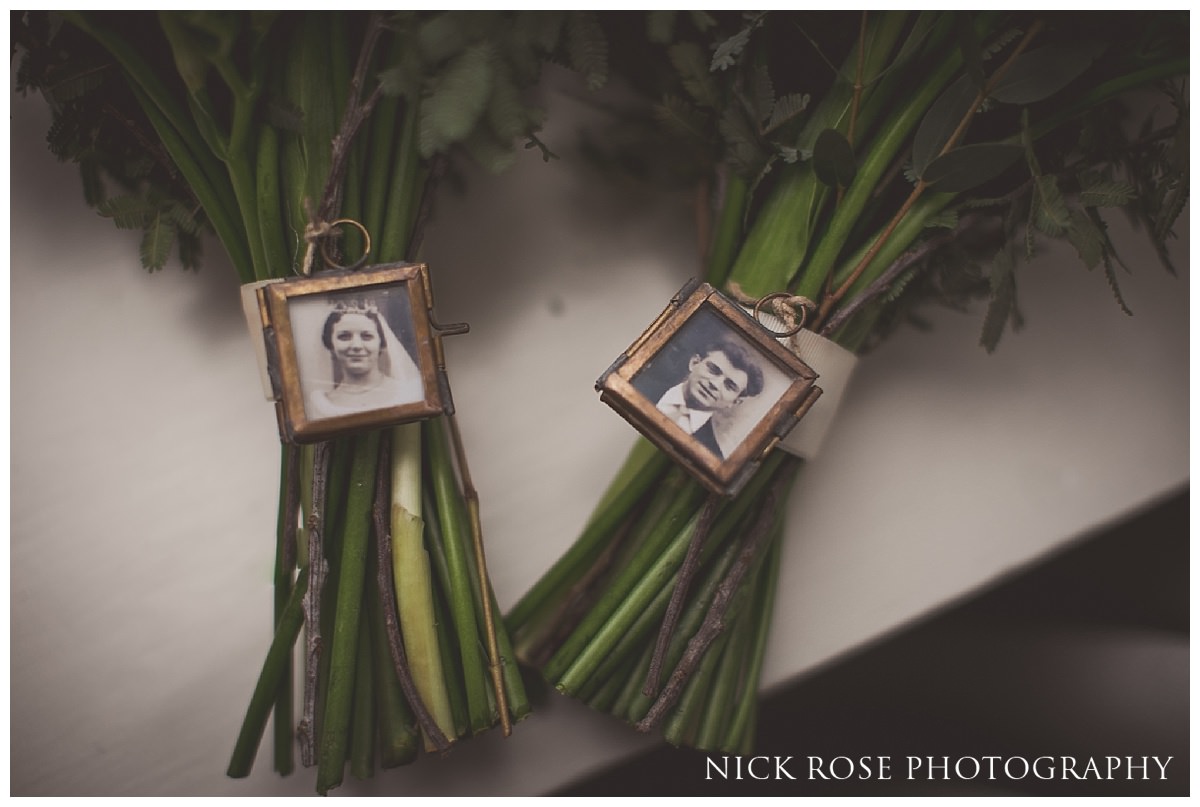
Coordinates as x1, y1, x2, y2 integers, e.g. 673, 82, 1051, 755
14, 10, 608, 794
506, 11, 1187, 753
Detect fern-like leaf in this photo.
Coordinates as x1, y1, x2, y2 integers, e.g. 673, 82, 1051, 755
711, 13, 765, 71
140, 212, 175, 271
565, 11, 607, 91
669, 42, 719, 110
646, 10, 676, 44
1100, 250, 1133, 316
1078, 179, 1135, 208
97, 194, 156, 229
419, 42, 495, 156
654, 94, 709, 143
1065, 207, 1104, 270
763, 92, 809, 136
980, 246, 1017, 352
1031, 175, 1069, 236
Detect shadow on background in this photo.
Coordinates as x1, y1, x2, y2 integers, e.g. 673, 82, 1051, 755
555, 488, 1188, 797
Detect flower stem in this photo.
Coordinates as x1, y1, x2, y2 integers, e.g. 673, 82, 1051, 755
316, 432, 379, 795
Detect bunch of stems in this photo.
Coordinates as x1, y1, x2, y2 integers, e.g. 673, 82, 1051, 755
54, 12, 529, 793
507, 11, 1186, 752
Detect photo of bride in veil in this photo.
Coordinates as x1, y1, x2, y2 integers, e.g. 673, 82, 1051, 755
288, 286, 426, 422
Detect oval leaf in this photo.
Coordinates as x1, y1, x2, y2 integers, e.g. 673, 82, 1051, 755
923, 143, 1023, 193
912, 74, 978, 178
990, 42, 1101, 105
812, 128, 856, 189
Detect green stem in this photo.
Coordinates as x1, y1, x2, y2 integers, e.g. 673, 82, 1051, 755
350, 606, 375, 780
378, 98, 424, 262
390, 423, 458, 746
704, 172, 748, 287
365, 546, 419, 768
227, 570, 309, 778
271, 444, 297, 775
541, 474, 704, 685
553, 454, 786, 695
425, 419, 493, 733
796, 46, 962, 298
507, 438, 669, 649
316, 432, 379, 795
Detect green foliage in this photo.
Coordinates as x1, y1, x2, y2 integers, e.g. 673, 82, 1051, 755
565, 11, 608, 91
811, 128, 856, 189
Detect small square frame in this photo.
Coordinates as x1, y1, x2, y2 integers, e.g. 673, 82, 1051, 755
258, 262, 454, 443
597, 280, 822, 495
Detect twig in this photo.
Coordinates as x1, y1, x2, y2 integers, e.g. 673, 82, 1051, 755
316, 12, 388, 226
273, 442, 301, 774
405, 153, 449, 262
820, 211, 984, 335
635, 473, 789, 733
642, 494, 721, 697
298, 441, 331, 768
371, 434, 453, 753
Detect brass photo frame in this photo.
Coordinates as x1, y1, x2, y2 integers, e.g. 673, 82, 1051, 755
597, 280, 822, 495
257, 263, 458, 443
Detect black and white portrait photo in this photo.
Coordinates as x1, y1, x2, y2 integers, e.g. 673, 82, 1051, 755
631, 306, 792, 461
288, 286, 426, 422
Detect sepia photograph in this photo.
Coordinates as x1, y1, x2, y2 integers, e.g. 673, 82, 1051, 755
631, 306, 793, 462
292, 289, 425, 421
259, 264, 448, 442
599, 283, 820, 495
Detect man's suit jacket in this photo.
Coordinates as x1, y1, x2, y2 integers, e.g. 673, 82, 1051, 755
690, 418, 725, 460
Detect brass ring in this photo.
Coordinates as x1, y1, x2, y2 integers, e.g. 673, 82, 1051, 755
318, 218, 372, 271
752, 292, 807, 338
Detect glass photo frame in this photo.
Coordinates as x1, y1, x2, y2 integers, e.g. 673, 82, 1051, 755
257, 263, 456, 443
597, 280, 822, 495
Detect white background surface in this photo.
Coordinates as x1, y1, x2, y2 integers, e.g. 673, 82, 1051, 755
9, 71, 1189, 796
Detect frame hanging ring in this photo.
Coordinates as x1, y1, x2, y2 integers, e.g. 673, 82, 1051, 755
752, 292, 808, 338
319, 218, 372, 271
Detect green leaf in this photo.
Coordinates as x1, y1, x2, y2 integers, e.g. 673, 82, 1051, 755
97, 194, 155, 229
747, 63, 774, 126
717, 108, 761, 177
486, 63, 528, 143
419, 42, 495, 156
79, 163, 105, 208
669, 42, 719, 110
1031, 175, 1070, 236
912, 74, 977, 177
1078, 179, 1135, 208
166, 201, 204, 236
955, 13, 985, 88
922, 143, 1023, 193
924, 210, 959, 229
1100, 251, 1133, 316
764, 92, 809, 135
513, 11, 565, 53
990, 42, 1102, 105
980, 246, 1016, 352
565, 11, 607, 91
1065, 208, 1104, 269
376, 63, 418, 99
647, 11, 676, 44
140, 212, 175, 271
812, 128, 856, 189
711, 13, 765, 71
42, 62, 108, 103
418, 13, 467, 65
654, 94, 709, 143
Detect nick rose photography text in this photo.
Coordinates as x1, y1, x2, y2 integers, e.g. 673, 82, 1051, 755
705, 755, 1173, 782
